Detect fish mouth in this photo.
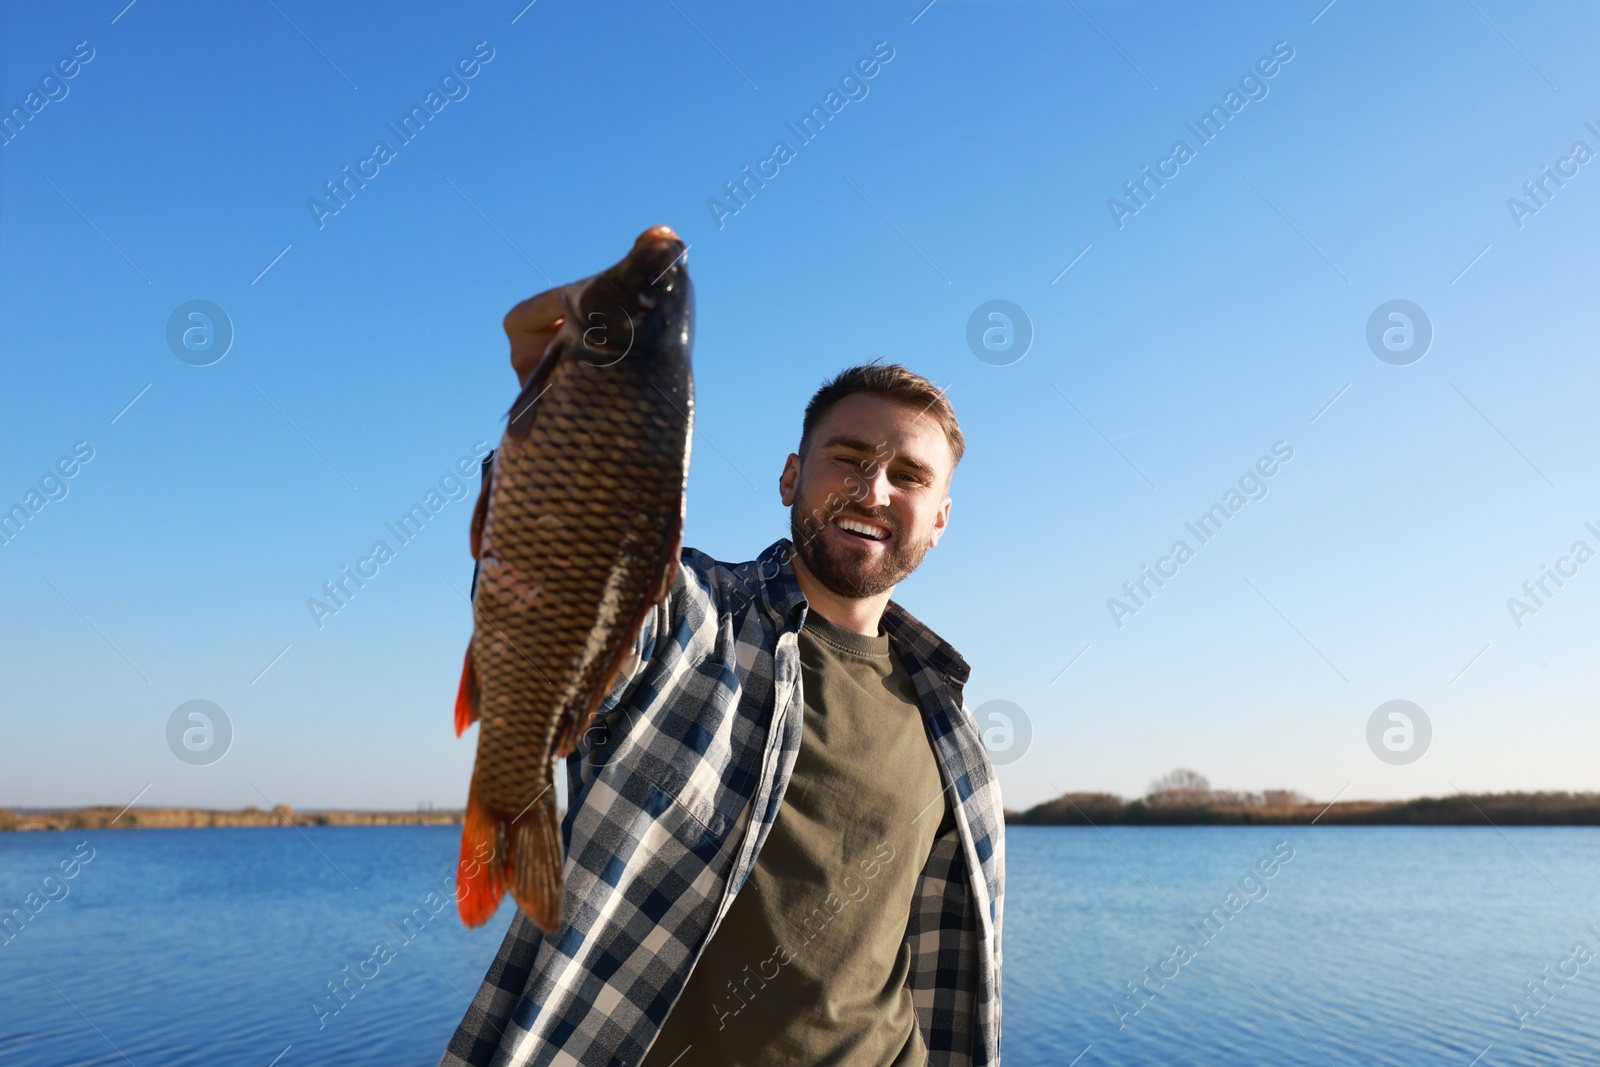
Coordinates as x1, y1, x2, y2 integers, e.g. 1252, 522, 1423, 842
564, 226, 691, 365
626, 226, 689, 293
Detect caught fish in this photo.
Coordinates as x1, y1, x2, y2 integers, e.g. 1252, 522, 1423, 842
453, 225, 694, 931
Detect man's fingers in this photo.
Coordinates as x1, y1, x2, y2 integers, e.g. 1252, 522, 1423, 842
504, 287, 565, 339
505, 286, 567, 387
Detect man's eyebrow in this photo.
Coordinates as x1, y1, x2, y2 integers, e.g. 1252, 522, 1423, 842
819, 436, 937, 481
819, 435, 880, 454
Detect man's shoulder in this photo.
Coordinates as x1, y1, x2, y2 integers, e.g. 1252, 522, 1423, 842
667, 540, 795, 624
668, 545, 750, 612
882, 597, 971, 690
677, 544, 756, 588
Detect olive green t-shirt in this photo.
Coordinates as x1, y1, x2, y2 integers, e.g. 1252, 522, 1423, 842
639, 608, 954, 1067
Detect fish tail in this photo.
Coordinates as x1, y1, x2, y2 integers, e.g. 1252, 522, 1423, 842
507, 797, 565, 933
455, 779, 506, 927
454, 645, 480, 738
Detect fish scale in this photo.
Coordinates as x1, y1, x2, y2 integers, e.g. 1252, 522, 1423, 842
452, 226, 693, 932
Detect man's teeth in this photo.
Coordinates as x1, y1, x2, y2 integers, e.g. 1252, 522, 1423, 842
836, 518, 889, 541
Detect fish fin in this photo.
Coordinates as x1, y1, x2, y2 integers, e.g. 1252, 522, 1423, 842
649, 506, 684, 609
469, 451, 495, 560
506, 345, 561, 442
455, 779, 507, 928
553, 707, 585, 760
557, 510, 684, 761
507, 797, 565, 933
454, 645, 480, 738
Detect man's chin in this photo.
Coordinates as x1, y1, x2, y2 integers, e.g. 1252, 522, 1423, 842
804, 545, 907, 600
816, 569, 896, 600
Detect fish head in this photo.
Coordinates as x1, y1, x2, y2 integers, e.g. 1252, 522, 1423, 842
562, 225, 693, 369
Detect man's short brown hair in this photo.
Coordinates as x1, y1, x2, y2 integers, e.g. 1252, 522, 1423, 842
799, 361, 965, 468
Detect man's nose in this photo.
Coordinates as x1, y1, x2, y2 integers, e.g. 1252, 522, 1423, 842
856, 465, 893, 508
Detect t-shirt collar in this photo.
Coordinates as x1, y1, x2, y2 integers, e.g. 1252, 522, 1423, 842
754, 537, 971, 687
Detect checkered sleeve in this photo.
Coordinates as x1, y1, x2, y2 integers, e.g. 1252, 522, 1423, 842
960, 697, 1005, 1066
438, 910, 547, 1067
896, 657, 1005, 1066
964, 699, 1004, 1060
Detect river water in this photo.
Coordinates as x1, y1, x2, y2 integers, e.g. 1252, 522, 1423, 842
2, 824, 1595, 1065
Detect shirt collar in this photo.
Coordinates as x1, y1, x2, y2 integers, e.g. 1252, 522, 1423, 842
754, 537, 971, 687
754, 538, 807, 626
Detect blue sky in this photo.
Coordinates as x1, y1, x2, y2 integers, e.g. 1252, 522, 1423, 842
2, 0, 1596, 812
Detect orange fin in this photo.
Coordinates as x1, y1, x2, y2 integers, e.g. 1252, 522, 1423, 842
455, 779, 507, 928
506, 798, 565, 933
454, 646, 480, 738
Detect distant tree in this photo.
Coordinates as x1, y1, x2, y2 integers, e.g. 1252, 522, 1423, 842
1146, 768, 1212, 806
1035, 792, 1127, 824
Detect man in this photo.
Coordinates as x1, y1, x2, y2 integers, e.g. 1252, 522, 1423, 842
440, 285, 1004, 1067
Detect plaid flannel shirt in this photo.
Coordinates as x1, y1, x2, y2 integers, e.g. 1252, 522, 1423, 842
439, 538, 1004, 1067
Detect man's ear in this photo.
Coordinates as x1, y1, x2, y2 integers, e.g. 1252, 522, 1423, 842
779, 454, 801, 507
928, 495, 952, 548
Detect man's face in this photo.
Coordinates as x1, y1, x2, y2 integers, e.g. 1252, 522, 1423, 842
779, 392, 955, 600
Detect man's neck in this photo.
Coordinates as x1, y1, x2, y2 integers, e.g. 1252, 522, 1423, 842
788, 551, 893, 637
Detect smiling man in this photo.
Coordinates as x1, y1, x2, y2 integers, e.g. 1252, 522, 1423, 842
441, 291, 1004, 1067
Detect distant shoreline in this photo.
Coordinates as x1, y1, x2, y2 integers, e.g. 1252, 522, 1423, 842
0, 806, 464, 832
10, 791, 1600, 832
1006, 791, 1600, 826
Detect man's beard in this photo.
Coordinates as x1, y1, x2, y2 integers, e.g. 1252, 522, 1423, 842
788, 473, 931, 600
